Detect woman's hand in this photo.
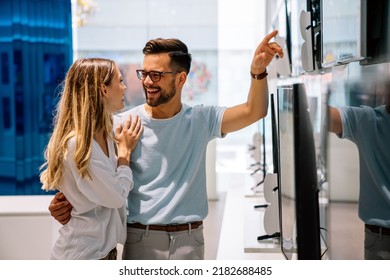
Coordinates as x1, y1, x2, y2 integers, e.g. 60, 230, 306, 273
115, 114, 143, 166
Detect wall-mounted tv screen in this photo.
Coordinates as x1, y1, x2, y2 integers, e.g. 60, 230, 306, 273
277, 83, 321, 260
321, 0, 361, 67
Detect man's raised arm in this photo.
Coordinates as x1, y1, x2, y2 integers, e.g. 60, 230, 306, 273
221, 30, 284, 134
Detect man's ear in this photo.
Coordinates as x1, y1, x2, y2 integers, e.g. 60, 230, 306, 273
177, 72, 187, 86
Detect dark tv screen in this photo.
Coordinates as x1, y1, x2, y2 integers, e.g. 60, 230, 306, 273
277, 83, 321, 260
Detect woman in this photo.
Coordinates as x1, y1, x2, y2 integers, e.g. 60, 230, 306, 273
40, 58, 143, 259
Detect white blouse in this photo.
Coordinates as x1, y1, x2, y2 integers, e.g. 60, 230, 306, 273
50, 137, 133, 260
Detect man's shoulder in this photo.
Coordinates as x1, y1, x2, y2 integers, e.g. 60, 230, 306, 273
182, 103, 226, 119
342, 105, 388, 132
117, 105, 144, 117
124, 104, 144, 113
348, 105, 388, 118
342, 105, 374, 119
185, 103, 225, 113
113, 105, 144, 127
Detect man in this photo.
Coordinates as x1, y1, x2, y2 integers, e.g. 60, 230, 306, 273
328, 88, 390, 260
49, 30, 284, 259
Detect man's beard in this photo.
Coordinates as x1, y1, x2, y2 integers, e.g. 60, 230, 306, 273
144, 80, 177, 107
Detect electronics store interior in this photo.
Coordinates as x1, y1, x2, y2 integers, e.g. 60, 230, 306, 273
0, 0, 389, 260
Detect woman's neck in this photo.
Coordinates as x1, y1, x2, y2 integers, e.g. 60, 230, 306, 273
93, 130, 109, 157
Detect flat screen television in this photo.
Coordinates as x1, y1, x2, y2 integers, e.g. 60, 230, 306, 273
321, 0, 361, 67
277, 83, 321, 260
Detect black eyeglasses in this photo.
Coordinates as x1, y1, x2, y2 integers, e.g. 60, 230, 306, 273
136, 70, 179, 82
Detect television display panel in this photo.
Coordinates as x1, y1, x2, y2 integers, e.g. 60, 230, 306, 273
321, 0, 361, 67
277, 85, 296, 259
277, 83, 321, 260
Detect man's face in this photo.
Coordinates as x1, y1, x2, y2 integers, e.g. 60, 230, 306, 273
141, 53, 179, 107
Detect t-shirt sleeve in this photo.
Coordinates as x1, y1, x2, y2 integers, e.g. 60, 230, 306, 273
340, 106, 367, 143
198, 105, 227, 139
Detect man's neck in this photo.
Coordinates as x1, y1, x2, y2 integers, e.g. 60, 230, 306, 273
144, 103, 182, 119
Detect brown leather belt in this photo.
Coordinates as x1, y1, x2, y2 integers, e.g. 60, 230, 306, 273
127, 221, 203, 232
365, 224, 390, 236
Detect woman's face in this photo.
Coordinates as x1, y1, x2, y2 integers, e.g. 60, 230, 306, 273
104, 65, 127, 114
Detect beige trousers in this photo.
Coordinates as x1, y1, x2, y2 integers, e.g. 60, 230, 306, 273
122, 225, 205, 260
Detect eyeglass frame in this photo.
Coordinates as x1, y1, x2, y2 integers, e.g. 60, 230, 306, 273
136, 69, 180, 82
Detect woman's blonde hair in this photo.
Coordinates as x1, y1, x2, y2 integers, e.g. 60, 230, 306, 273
40, 58, 117, 191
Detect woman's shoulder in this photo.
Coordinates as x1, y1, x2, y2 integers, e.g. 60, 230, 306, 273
66, 135, 77, 153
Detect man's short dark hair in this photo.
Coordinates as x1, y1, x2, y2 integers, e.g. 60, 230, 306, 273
142, 38, 192, 74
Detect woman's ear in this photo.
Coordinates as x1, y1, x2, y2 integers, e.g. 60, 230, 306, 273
101, 84, 108, 97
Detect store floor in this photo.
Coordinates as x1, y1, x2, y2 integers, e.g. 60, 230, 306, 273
203, 173, 364, 260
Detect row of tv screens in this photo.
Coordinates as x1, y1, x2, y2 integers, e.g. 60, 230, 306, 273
272, 0, 389, 76
268, 0, 389, 260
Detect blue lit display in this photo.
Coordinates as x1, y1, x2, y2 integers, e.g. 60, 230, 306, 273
0, 0, 72, 195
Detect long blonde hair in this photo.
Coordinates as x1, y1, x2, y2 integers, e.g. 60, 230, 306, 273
40, 58, 117, 191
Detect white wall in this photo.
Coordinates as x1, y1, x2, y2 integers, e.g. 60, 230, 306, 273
328, 133, 360, 201
0, 196, 60, 259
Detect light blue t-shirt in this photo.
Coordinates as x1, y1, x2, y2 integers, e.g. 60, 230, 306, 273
340, 105, 390, 227
116, 103, 226, 224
